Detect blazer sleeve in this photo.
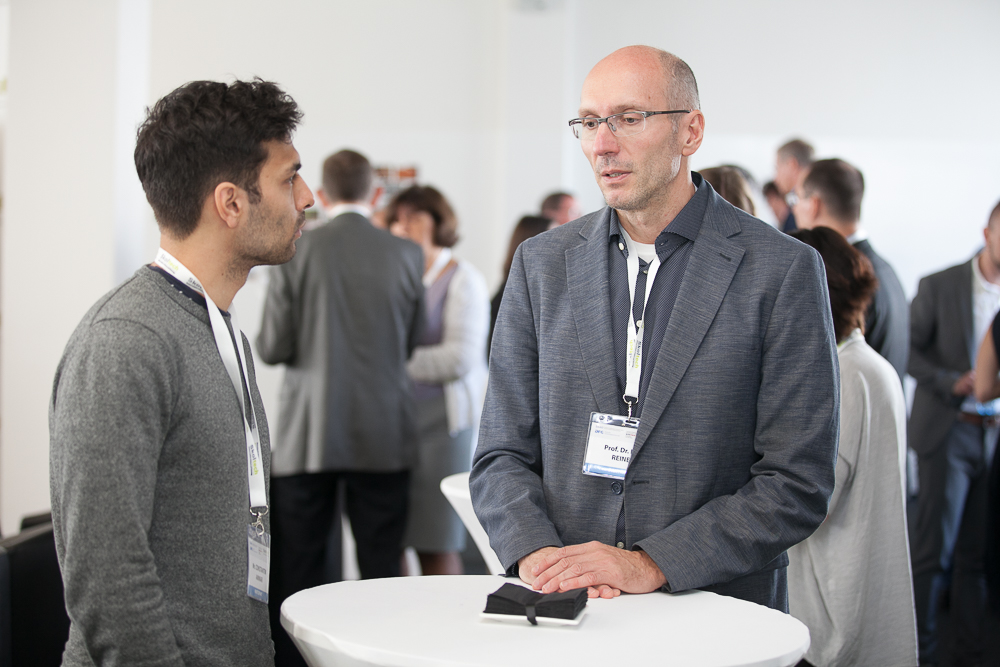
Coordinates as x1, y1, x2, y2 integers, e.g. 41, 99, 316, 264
470, 245, 563, 571
255, 263, 298, 366
908, 274, 963, 404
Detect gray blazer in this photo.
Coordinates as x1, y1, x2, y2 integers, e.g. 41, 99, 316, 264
257, 212, 425, 475
908, 258, 975, 457
854, 239, 909, 382
470, 190, 840, 608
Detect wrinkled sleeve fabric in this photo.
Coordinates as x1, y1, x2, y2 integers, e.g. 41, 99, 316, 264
634, 245, 840, 592
470, 246, 562, 572
256, 264, 298, 366
50, 318, 184, 667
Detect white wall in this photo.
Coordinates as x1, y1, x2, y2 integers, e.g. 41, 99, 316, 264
562, 0, 1000, 297
2, 0, 120, 533
1, 0, 998, 532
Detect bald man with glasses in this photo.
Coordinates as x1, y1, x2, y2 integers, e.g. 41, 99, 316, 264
470, 46, 839, 611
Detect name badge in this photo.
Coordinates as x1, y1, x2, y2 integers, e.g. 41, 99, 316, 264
247, 525, 270, 603
582, 412, 639, 480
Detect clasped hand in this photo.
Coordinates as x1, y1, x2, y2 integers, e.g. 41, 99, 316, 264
518, 541, 667, 599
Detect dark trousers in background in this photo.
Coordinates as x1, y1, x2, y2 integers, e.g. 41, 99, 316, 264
269, 470, 410, 667
911, 420, 991, 666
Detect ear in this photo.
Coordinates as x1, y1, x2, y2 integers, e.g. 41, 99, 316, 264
316, 188, 332, 208
680, 110, 705, 157
213, 181, 247, 230
805, 194, 822, 223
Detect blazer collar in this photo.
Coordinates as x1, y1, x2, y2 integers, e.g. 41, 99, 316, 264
566, 187, 746, 448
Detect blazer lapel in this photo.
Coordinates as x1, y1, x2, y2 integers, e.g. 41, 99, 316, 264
959, 259, 975, 368
631, 202, 745, 454
566, 211, 620, 415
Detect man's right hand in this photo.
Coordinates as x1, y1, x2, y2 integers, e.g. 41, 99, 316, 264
517, 546, 622, 599
517, 547, 559, 587
954, 370, 977, 397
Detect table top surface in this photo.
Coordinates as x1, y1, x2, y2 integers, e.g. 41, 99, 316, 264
282, 575, 809, 667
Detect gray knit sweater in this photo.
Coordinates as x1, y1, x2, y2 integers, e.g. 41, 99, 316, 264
49, 267, 274, 666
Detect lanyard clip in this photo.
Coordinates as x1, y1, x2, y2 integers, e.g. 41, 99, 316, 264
250, 507, 268, 537
623, 395, 636, 419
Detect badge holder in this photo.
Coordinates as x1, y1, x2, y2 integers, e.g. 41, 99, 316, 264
247, 508, 270, 603
582, 408, 639, 480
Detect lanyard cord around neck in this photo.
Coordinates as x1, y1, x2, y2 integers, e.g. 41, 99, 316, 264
620, 230, 661, 418
154, 248, 268, 532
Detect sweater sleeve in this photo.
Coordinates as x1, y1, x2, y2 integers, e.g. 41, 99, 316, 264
50, 318, 185, 667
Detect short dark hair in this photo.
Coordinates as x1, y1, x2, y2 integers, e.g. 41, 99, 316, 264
762, 181, 781, 198
777, 139, 815, 168
700, 166, 755, 216
790, 226, 878, 342
658, 51, 700, 110
990, 199, 1000, 229
134, 78, 302, 239
386, 185, 459, 248
322, 150, 373, 203
503, 215, 550, 278
802, 158, 865, 223
540, 192, 571, 218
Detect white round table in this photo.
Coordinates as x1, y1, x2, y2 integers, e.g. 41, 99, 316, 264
281, 575, 809, 667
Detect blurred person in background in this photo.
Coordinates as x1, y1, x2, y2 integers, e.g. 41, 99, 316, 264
973, 258, 1000, 619
489, 215, 551, 354
774, 138, 814, 232
908, 200, 1000, 666
540, 191, 582, 227
788, 226, 917, 667
388, 185, 490, 575
792, 158, 909, 382
700, 165, 755, 215
763, 180, 790, 227
258, 149, 425, 666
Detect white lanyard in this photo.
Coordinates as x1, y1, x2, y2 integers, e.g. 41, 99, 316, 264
154, 249, 268, 524
621, 230, 661, 416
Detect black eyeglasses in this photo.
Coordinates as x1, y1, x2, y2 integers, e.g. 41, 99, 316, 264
568, 110, 690, 139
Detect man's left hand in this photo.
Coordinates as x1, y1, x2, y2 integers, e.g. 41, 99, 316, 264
530, 541, 667, 597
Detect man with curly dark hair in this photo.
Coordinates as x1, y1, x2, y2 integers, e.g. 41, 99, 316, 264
49, 78, 312, 666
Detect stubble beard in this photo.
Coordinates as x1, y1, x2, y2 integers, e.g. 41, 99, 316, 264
237, 203, 304, 272
596, 157, 680, 213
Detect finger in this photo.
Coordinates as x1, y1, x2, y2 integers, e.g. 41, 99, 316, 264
532, 541, 603, 574
532, 557, 577, 590
541, 568, 600, 594
598, 585, 620, 599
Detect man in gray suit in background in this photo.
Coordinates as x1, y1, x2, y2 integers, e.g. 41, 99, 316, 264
792, 158, 910, 381
257, 149, 424, 666
908, 200, 1000, 666
470, 46, 839, 610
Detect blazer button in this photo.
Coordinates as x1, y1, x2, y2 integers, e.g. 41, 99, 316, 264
611, 481, 623, 495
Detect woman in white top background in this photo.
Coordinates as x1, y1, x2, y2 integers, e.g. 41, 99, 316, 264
788, 226, 918, 667
387, 185, 489, 576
